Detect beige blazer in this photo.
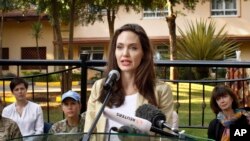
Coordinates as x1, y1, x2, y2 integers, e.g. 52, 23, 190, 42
84, 79, 174, 141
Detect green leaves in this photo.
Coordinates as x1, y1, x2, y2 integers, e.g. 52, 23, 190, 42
32, 21, 43, 39
177, 19, 239, 60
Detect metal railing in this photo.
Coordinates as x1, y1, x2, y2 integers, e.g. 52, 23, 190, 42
1, 56, 250, 129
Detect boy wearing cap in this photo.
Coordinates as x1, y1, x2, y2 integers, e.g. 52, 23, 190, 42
49, 90, 86, 133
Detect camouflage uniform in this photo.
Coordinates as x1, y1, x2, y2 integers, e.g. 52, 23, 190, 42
0, 116, 22, 140
49, 112, 86, 134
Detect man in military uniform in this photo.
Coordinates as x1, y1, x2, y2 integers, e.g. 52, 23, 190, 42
49, 90, 85, 134
0, 97, 22, 140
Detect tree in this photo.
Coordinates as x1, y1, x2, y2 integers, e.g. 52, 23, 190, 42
31, 21, 43, 72
0, 0, 31, 77
76, 0, 149, 56
177, 19, 239, 79
60, 0, 95, 91
64, 0, 84, 91
36, 0, 90, 92
84, 0, 210, 79
87, 0, 142, 38
146, 0, 208, 80
35, 0, 71, 93
66, 0, 76, 90
0, 0, 17, 77
36, 0, 65, 61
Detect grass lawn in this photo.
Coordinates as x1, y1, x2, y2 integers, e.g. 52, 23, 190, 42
43, 106, 64, 123
170, 83, 215, 139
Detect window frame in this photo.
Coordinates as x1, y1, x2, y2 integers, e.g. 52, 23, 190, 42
211, 0, 239, 17
2, 47, 9, 70
154, 44, 169, 60
21, 47, 47, 70
143, 8, 168, 19
79, 45, 104, 60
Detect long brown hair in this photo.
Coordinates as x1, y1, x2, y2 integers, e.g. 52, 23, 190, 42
98, 23, 157, 107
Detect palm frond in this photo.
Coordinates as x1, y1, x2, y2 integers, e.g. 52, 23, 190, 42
177, 19, 239, 60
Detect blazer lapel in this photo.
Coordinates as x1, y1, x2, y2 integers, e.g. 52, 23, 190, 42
136, 94, 148, 109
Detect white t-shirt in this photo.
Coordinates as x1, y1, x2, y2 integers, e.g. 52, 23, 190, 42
2, 101, 44, 136
105, 93, 138, 141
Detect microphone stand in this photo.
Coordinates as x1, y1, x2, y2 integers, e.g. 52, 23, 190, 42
82, 88, 113, 141
151, 126, 178, 137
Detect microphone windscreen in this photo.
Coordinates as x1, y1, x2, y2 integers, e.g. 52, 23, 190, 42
110, 127, 119, 132
109, 70, 120, 81
118, 126, 137, 134
117, 126, 147, 141
135, 104, 166, 127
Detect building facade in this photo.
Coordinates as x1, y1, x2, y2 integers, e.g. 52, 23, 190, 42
2, 0, 250, 75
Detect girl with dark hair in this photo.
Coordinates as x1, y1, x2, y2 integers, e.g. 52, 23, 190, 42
208, 85, 250, 141
84, 24, 174, 140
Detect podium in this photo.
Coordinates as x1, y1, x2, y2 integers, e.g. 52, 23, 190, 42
8, 133, 213, 141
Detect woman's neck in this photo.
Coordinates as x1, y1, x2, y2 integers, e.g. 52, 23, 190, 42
15, 100, 28, 116
67, 116, 80, 127
222, 108, 235, 119
121, 73, 138, 95
15, 100, 28, 107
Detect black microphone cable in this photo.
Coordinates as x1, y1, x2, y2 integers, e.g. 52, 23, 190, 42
108, 127, 118, 141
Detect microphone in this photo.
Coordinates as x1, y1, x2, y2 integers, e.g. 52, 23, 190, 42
104, 107, 151, 133
103, 107, 177, 137
135, 104, 179, 133
104, 70, 120, 90
82, 70, 120, 141
111, 126, 138, 134
111, 126, 139, 141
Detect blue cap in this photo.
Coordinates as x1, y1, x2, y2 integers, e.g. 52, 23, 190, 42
62, 90, 80, 102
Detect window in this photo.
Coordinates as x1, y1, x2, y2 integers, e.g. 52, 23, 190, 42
85, 4, 107, 16
143, 8, 168, 19
2, 48, 9, 70
80, 46, 104, 60
211, 0, 237, 16
154, 45, 169, 60
21, 47, 46, 70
